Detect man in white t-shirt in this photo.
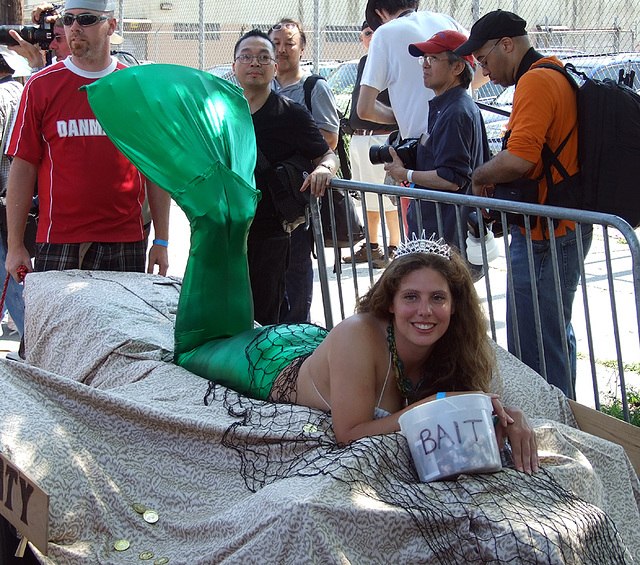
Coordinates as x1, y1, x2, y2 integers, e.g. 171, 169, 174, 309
358, 0, 465, 139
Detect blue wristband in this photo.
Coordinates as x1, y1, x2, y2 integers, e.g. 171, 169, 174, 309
436, 392, 446, 400
152, 239, 168, 247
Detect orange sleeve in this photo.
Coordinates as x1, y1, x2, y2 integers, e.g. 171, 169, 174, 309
505, 70, 560, 171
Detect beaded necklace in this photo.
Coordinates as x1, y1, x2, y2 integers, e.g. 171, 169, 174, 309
386, 324, 423, 399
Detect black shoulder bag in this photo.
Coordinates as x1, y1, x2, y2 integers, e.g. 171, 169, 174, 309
254, 147, 313, 232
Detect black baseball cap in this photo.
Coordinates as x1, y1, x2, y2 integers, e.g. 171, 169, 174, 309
365, 0, 383, 31
454, 10, 527, 56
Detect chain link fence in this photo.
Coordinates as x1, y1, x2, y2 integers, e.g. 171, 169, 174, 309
20, 0, 639, 71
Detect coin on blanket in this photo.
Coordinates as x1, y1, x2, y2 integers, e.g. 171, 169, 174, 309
114, 539, 130, 551
143, 510, 159, 524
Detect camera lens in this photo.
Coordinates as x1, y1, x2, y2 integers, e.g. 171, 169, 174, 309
368, 144, 394, 165
0, 25, 24, 46
377, 146, 393, 164
368, 145, 382, 165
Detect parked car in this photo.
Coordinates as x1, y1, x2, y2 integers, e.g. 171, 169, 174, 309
326, 58, 359, 114
309, 59, 342, 79
207, 63, 238, 85
474, 81, 505, 102
206, 59, 341, 88
563, 52, 640, 88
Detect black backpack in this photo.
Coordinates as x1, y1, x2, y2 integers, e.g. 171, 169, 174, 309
302, 74, 351, 180
302, 75, 366, 248
537, 62, 640, 228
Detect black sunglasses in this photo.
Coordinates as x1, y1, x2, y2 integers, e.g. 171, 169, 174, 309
62, 12, 110, 27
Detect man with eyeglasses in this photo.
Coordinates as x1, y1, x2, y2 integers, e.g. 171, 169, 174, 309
455, 10, 592, 396
357, 0, 465, 140
232, 29, 338, 326
268, 18, 340, 325
4, 0, 170, 291
383, 30, 489, 253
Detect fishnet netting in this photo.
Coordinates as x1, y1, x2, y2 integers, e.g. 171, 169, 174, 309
244, 323, 328, 400
204, 384, 630, 564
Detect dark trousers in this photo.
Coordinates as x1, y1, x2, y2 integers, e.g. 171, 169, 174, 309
407, 199, 464, 251
248, 233, 290, 326
280, 225, 313, 323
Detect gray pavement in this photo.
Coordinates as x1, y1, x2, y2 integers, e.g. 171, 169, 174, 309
0, 320, 20, 357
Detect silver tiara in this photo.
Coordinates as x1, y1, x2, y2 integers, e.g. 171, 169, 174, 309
394, 234, 452, 260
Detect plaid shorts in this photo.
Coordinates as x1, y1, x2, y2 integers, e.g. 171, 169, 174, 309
35, 241, 146, 273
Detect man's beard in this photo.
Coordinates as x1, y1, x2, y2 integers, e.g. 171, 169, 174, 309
69, 38, 93, 59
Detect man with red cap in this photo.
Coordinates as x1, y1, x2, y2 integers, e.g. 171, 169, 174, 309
384, 29, 489, 250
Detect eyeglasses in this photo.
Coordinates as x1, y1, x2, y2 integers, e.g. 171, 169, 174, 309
62, 12, 110, 27
475, 39, 501, 69
362, 30, 373, 37
271, 22, 298, 32
418, 55, 446, 66
52, 34, 65, 42
234, 54, 276, 65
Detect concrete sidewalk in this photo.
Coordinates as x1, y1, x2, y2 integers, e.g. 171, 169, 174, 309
0, 319, 19, 357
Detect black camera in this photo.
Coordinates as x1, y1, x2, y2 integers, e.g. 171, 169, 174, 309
0, 7, 57, 51
369, 130, 418, 169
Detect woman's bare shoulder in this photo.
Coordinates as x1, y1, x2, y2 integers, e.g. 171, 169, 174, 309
330, 312, 384, 332
322, 312, 387, 348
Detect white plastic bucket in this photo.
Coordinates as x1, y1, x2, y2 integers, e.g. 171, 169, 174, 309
398, 393, 502, 482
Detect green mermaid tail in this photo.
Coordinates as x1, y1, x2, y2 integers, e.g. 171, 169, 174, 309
83, 64, 259, 358
85, 64, 328, 399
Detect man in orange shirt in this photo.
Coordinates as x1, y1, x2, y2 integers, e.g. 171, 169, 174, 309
456, 10, 592, 397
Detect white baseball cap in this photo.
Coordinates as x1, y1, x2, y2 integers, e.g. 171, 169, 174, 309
64, 0, 116, 12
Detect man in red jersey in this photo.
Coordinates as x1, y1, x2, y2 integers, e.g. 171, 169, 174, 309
4, 0, 170, 282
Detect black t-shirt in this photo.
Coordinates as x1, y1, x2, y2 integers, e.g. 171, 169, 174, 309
250, 91, 330, 238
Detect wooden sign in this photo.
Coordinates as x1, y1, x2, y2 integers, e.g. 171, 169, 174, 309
0, 451, 49, 555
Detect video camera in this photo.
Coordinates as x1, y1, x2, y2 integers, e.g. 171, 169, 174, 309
369, 130, 418, 169
0, 6, 58, 51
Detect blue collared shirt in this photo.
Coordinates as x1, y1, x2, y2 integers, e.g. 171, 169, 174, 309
408, 85, 489, 246
416, 85, 489, 191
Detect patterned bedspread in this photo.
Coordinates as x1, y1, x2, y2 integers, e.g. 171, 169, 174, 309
0, 270, 638, 564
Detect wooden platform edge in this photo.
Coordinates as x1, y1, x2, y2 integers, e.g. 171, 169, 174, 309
569, 399, 640, 477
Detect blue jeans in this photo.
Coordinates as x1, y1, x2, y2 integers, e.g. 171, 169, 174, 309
280, 226, 313, 324
0, 237, 25, 337
507, 224, 593, 397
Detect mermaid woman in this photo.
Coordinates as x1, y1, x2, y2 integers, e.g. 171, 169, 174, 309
84, 63, 538, 473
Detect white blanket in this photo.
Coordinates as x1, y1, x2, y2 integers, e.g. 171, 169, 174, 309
0, 270, 637, 563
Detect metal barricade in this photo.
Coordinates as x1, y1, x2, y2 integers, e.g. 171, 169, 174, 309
309, 180, 640, 420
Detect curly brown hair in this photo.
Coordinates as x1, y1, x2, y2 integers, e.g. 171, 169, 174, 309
357, 250, 495, 399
